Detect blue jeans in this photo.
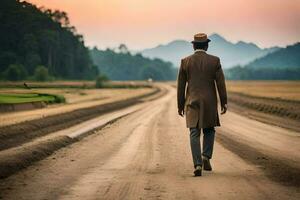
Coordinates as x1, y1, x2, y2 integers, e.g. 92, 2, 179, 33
190, 127, 215, 168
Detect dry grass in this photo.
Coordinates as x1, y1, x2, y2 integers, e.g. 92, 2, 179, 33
226, 81, 300, 121
226, 81, 300, 101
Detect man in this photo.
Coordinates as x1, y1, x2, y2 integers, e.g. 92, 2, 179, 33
177, 33, 228, 177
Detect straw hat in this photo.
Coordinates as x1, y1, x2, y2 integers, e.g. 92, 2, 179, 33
191, 33, 211, 43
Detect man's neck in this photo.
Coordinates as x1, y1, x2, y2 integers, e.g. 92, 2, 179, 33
195, 49, 206, 53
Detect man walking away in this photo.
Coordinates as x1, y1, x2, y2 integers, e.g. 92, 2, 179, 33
177, 33, 228, 176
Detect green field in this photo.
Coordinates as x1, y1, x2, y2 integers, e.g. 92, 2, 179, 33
0, 93, 65, 104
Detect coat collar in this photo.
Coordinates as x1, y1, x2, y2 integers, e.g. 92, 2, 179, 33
194, 49, 207, 54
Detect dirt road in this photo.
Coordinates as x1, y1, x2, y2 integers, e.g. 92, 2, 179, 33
0, 85, 299, 199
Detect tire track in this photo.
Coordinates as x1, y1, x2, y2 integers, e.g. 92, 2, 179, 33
217, 131, 300, 188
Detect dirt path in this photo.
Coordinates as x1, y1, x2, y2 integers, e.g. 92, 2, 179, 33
0, 86, 299, 199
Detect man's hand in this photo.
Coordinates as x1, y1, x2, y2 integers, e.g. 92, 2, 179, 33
178, 109, 184, 117
221, 104, 228, 115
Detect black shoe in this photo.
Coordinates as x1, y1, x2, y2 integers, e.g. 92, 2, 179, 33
194, 166, 202, 176
203, 157, 212, 171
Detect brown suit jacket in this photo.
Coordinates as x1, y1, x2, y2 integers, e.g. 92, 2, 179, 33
177, 51, 227, 129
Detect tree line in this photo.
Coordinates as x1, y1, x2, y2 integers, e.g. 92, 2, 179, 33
225, 66, 300, 80
0, 0, 98, 81
90, 46, 177, 81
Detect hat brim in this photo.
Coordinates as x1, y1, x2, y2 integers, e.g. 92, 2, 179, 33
191, 39, 211, 44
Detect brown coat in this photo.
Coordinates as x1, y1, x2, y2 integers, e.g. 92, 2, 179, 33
177, 51, 227, 129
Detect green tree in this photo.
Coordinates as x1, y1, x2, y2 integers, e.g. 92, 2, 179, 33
19, 34, 41, 74
0, 0, 95, 80
34, 65, 49, 81
0, 52, 17, 73
90, 48, 177, 81
3, 64, 27, 81
95, 74, 109, 88
24, 53, 41, 74
118, 44, 129, 54
140, 66, 161, 80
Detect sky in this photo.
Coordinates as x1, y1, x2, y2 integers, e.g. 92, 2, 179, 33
27, 0, 300, 50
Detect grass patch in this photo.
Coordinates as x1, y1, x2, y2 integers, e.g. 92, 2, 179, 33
0, 93, 65, 104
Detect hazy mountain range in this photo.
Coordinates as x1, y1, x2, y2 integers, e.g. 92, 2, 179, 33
140, 33, 280, 68
244, 42, 300, 70
225, 42, 300, 80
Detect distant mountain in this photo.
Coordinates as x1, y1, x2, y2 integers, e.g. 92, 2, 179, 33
244, 43, 300, 69
141, 40, 192, 67
141, 33, 280, 68
226, 43, 300, 80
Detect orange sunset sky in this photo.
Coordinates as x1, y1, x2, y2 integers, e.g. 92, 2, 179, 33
27, 0, 300, 50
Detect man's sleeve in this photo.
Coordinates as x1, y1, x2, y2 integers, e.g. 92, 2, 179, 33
215, 58, 227, 107
177, 59, 187, 111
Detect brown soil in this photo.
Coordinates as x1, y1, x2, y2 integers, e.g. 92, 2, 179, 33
228, 92, 300, 132
0, 86, 299, 200
0, 88, 161, 151
229, 92, 300, 121
0, 101, 46, 112
0, 135, 74, 179
217, 131, 300, 187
